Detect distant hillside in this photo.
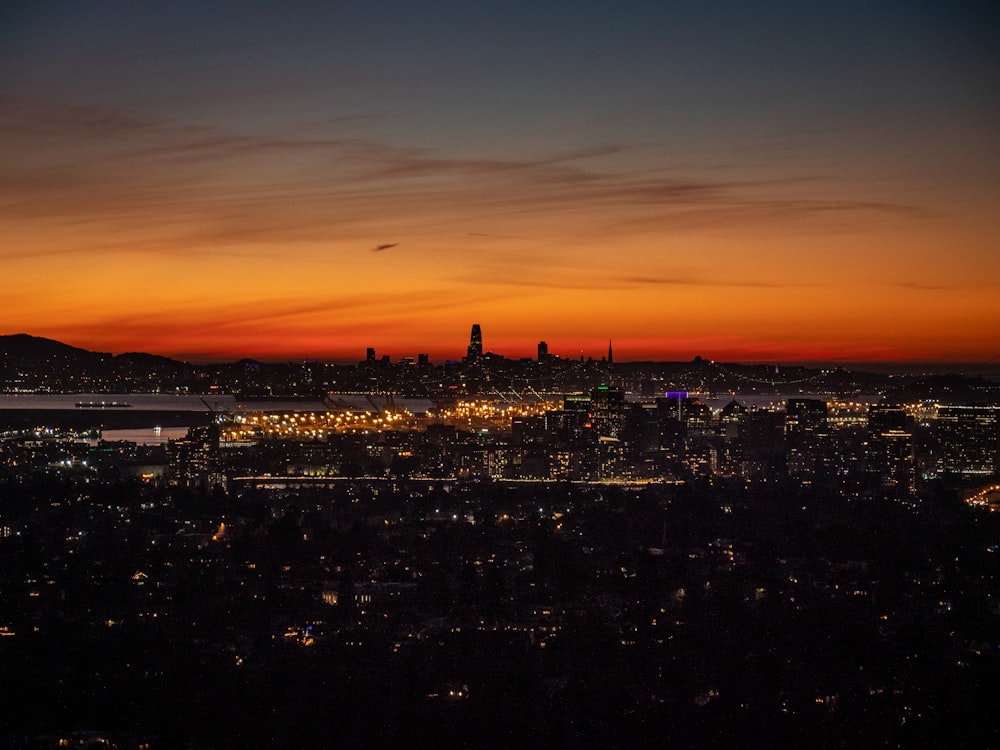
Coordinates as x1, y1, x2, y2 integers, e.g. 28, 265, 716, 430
0, 333, 109, 363
0, 334, 189, 391
115, 350, 189, 370
881, 373, 1000, 406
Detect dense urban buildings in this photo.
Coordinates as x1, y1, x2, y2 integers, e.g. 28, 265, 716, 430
1, 331, 999, 748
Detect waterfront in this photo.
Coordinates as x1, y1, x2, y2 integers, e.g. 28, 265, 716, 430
98, 426, 190, 445
0, 394, 235, 411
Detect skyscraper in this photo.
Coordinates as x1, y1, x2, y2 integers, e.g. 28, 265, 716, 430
467, 324, 483, 362
785, 398, 830, 481
935, 405, 999, 476
538, 341, 548, 362
866, 404, 915, 493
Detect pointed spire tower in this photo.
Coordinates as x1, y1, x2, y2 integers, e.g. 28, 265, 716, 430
608, 339, 613, 365
467, 323, 483, 363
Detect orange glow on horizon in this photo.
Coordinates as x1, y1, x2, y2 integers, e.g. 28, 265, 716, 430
3, 64, 998, 365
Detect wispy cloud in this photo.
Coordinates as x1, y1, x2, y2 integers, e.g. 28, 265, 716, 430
0, 96, 936, 267
467, 232, 532, 241
624, 276, 794, 289
898, 281, 963, 291
0, 95, 160, 139
622, 276, 692, 286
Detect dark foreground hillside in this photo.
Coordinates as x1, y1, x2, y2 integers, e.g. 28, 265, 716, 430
1, 474, 998, 748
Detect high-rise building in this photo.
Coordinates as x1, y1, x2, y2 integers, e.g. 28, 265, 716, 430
866, 403, 914, 492
537, 341, 548, 362
719, 399, 748, 440
169, 424, 221, 488
786, 399, 828, 433
785, 398, 830, 481
467, 324, 483, 363
868, 404, 907, 434
935, 405, 999, 476
607, 340, 613, 364
591, 385, 626, 439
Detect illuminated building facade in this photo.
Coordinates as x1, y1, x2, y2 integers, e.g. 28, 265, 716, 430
865, 404, 915, 492
168, 424, 222, 488
785, 398, 830, 481
935, 405, 999, 476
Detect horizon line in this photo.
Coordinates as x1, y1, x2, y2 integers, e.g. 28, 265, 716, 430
4, 332, 998, 373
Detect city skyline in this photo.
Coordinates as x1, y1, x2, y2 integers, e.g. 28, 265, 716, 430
2, 2, 998, 363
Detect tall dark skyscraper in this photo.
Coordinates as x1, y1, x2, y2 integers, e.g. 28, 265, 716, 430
608, 339, 613, 364
538, 341, 548, 362
467, 324, 483, 362
785, 398, 828, 433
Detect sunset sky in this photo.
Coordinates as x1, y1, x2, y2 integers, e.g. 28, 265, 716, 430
2, 1, 998, 363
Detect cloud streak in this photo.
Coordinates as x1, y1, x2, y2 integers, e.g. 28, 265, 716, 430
623, 276, 794, 289
898, 281, 963, 291
0, 96, 935, 264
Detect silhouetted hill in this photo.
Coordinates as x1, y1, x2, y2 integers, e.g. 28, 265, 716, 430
0, 334, 189, 391
114, 350, 188, 370
0, 333, 109, 363
882, 373, 1000, 406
